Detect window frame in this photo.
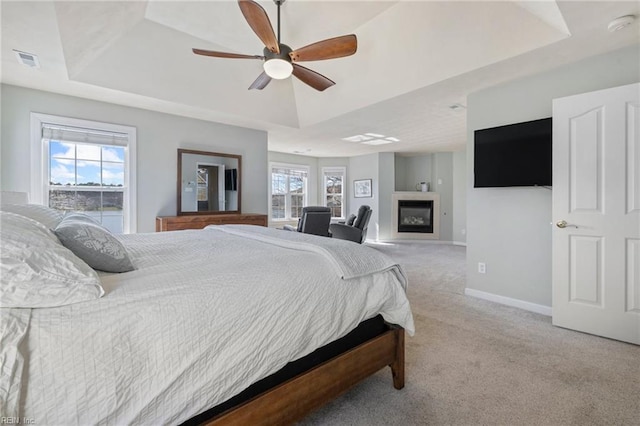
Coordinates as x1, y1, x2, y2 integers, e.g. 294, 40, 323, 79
30, 113, 137, 233
322, 166, 346, 220
269, 162, 309, 222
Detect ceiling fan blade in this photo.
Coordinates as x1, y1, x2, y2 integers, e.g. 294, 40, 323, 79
292, 64, 335, 92
192, 48, 264, 60
248, 72, 272, 90
290, 35, 357, 62
238, 0, 279, 54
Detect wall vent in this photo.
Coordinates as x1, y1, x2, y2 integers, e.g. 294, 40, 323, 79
13, 50, 40, 68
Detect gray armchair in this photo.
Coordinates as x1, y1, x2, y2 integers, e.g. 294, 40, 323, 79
282, 206, 331, 237
330, 205, 372, 243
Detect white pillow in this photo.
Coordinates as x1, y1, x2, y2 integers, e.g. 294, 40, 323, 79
0, 204, 64, 229
0, 211, 104, 308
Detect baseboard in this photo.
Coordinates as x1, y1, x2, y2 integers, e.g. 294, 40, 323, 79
464, 288, 551, 316
372, 239, 454, 245
452, 241, 467, 247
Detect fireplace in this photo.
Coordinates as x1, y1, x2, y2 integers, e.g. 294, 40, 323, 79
392, 192, 440, 240
398, 200, 433, 233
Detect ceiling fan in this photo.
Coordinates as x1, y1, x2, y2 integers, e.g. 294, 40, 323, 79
192, 0, 357, 92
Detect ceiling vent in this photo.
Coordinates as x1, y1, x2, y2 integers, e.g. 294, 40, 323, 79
13, 50, 40, 69
607, 15, 635, 32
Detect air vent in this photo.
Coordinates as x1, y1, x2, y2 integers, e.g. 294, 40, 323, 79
13, 50, 40, 68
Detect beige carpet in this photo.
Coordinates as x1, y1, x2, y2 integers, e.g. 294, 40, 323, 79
299, 241, 640, 426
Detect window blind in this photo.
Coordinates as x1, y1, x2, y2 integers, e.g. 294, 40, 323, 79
271, 166, 308, 178
42, 123, 129, 146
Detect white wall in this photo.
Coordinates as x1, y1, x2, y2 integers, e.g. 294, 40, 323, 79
466, 45, 640, 307
0, 84, 268, 233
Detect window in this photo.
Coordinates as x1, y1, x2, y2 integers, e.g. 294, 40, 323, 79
270, 163, 309, 221
323, 167, 346, 219
31, 113, 136, 233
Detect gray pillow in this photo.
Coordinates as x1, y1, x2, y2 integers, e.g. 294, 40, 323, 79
346, 214, 357, 226
53, 216, 134, 273
62, 212, 101, 224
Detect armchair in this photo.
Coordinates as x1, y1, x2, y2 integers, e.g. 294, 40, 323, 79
282, 206, 331, 237
330, 205, 372, 243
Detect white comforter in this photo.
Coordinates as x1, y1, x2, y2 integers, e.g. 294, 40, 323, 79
1, 225, 414, 425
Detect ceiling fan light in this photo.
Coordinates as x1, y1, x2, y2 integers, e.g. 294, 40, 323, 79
263, 58, 293, 79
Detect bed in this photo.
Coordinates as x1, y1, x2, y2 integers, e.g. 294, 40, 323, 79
0, 206, 414, 425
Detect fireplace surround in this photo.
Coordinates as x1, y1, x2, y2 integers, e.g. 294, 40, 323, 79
392, 192, 440, 240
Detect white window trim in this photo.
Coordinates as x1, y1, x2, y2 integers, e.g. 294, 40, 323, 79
30, 113, 137, 233
322, 166, 347, 220
269, 161, 310, 222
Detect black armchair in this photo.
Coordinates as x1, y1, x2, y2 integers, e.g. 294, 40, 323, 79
330, 205, 372, 243
282, 206, 331, 237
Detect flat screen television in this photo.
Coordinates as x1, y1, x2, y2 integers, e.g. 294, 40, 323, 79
474, 117, 552, 188
225, 168, 237, 191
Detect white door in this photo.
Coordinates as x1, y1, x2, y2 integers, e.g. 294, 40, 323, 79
552, 83, 640, 345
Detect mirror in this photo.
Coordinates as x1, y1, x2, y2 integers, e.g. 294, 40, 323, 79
177, 149, 241, 215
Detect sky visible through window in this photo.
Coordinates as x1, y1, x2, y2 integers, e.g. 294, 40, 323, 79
49, 141, 124, 186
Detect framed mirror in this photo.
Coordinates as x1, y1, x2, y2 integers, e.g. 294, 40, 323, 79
177, 149, 241, 215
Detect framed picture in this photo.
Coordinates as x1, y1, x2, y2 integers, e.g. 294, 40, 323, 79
354, 179, 372, 198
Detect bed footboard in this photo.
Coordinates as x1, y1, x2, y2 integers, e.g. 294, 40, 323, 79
204, 326, 405, 425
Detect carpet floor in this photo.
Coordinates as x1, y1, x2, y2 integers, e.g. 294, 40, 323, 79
299, 241, 640, 426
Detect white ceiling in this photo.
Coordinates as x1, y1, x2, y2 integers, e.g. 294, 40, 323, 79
2, 1, 639, 157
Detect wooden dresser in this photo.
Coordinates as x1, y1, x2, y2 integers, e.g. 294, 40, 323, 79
156, 213, 268, 232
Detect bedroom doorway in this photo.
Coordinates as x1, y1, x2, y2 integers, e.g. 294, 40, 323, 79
552, 83, 639, 345
197, 164, 224, 212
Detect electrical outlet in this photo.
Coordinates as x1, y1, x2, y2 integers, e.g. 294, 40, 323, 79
478, 262, 486, 274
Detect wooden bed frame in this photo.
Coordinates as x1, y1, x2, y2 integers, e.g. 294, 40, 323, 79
203, 326, 405, 425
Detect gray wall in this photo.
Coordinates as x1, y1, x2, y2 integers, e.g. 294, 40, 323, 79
317, 157, 350, 214
266, 153, 350, 226
349, 153, 379, 240
466, 45, 640, 307
395, 154, 433, 192
1, 84, 268, 233
267, 151, 318, 227
394, 152, 455, 241
377, 152, 395, 240
431, 152, 453, 242
452, 150, 467, 244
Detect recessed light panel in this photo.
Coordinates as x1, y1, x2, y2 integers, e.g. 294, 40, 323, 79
342, 135, 373, 143
342, 133, 400, 145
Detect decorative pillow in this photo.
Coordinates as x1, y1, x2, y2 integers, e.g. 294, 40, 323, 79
62, 212, 101, 225
346, 214, 357, 226
0, 203, 64, 229
53, 216, 134, 273
0, 211, 104, 308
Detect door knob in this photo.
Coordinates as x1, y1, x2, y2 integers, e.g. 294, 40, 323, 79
556, 220, 578, 229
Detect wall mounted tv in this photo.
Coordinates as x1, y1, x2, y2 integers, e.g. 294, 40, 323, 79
225, 168, 238, 191
474, 117, 552, 188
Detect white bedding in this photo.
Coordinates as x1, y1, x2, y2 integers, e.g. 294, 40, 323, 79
1, 225, 413, 425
